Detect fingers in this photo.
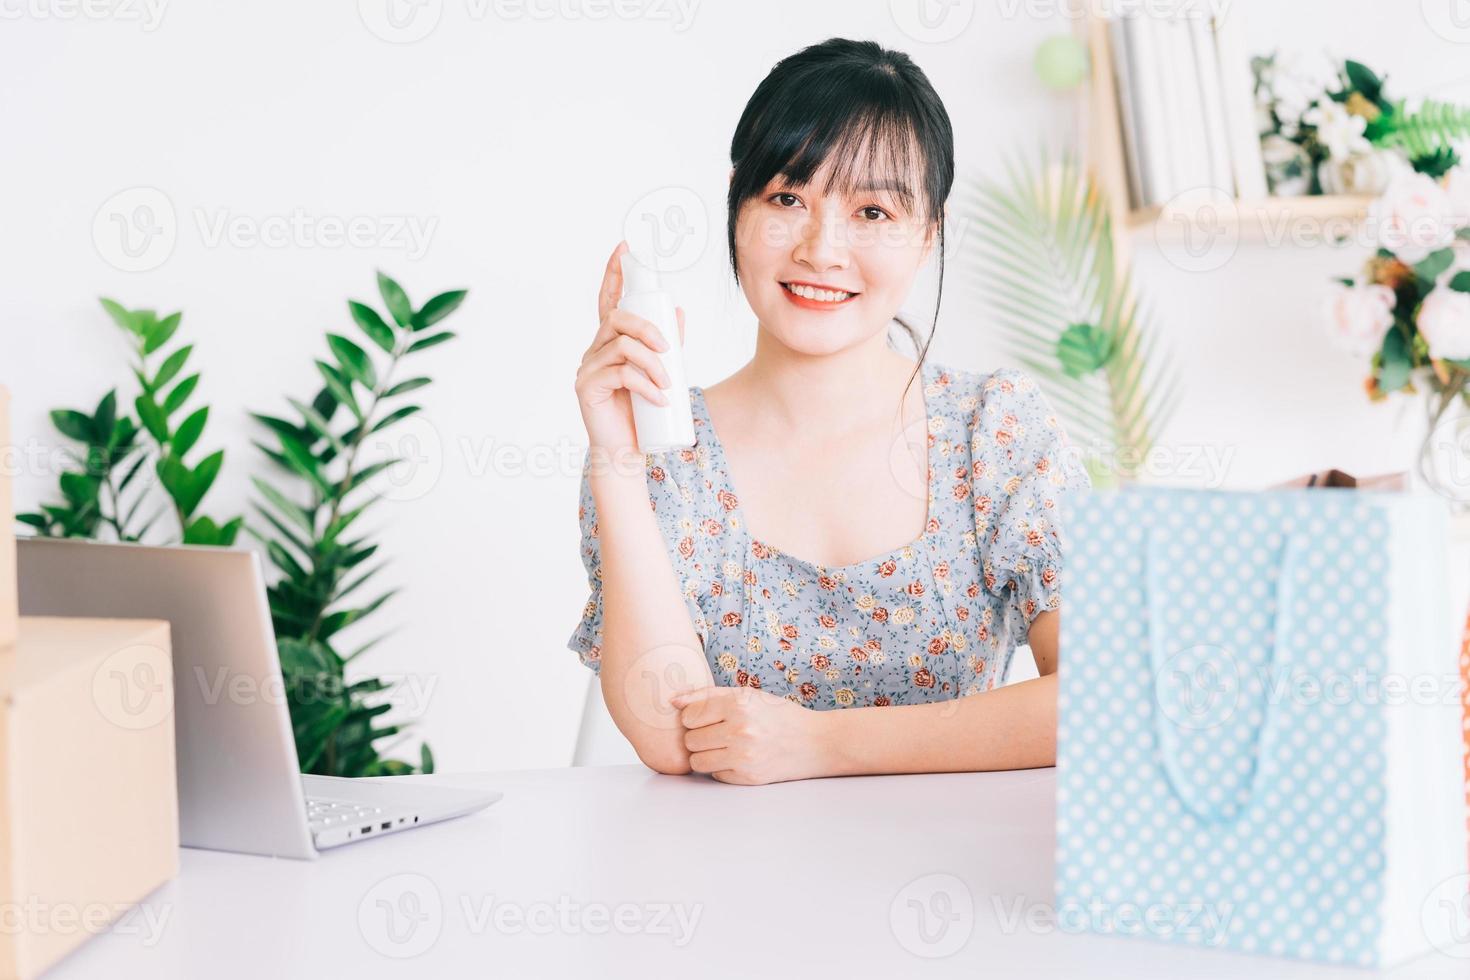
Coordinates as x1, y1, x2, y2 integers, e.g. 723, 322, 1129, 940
587, 307, 671, 363
577, 361, 668, 407
672, 686, 731, 728
596, 240, 628, 325
687, 748, 734, 774
682, 721, 727, 754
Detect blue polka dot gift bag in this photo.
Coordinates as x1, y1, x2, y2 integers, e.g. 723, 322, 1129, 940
1055, 487, 1470, 967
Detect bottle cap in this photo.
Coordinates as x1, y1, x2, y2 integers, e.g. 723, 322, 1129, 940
619, 251, 661, 296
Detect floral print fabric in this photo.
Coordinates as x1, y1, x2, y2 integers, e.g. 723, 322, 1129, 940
568, 361, 1092, 708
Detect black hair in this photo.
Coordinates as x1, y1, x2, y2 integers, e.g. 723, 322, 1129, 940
726, 37, 955, 392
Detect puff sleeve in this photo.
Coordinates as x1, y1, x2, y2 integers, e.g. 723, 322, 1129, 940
567, 446, 712, 674
970, 367, 1092, 651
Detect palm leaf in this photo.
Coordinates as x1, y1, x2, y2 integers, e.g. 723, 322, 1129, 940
958, 149, 1179, 484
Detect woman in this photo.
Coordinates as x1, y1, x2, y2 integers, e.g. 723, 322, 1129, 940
570, 37, 1090, 784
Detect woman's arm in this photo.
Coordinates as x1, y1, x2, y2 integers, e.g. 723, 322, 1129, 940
672, 610, 1060, 783
589, 453, 714, 775
818, 610, 1059, 776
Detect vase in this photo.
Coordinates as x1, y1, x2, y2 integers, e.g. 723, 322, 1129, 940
1417, 390, 1470, 517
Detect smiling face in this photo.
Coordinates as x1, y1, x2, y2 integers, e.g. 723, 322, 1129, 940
732, 147, 937, 358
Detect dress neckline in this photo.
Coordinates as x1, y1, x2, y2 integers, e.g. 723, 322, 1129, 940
688, 360, 939, 573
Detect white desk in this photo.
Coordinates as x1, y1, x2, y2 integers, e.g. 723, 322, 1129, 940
48, 766, 1464, 978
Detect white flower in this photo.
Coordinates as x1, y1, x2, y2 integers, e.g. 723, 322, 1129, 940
1323, 282, 1396, 356
1369, 171, 1458, 264
1261, 134, 1312, 197
1302, 101, 1370, 160
1318, 149, 1404, 196
1444, 165, 1470, 229
1419, 286, 1470, 361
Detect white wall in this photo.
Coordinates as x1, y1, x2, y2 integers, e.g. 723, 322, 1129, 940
2, 0, 1462, 771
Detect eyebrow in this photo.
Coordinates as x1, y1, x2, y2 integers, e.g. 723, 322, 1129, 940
854, 179, 911, 196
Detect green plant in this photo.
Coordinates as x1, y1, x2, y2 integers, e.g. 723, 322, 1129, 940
961, 151, 1181, 487
17, 300, 241, 544
250, 271, 466, 777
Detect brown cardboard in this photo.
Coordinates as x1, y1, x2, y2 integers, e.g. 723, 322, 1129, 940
0, 387, 14, 649
0, 616, 178, 980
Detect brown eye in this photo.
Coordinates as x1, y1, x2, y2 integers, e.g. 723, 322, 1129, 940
771, 192, 801, 208
859, 206, 890, 221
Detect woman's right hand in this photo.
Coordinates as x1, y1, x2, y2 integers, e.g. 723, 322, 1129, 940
575, 241, 685, 453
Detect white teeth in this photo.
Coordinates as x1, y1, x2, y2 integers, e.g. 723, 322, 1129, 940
785, 282, 852, 302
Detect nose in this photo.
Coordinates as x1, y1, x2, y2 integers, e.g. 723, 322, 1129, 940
791, 203, 850, 275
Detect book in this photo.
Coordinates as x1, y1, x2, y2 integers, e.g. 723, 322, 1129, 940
1211, 9, 1269, 199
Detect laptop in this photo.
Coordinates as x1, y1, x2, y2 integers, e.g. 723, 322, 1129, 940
17, 536, 501, 859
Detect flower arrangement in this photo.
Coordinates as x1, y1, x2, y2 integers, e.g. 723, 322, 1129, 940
1325, 166, 1470, 482
1254, 55, 1470, 196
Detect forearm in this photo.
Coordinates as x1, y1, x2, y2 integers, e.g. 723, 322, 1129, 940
589, 450, 713, 773
816, 672, 1058, 776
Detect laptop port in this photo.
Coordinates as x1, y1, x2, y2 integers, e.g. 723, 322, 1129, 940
361, 825, 373, 833
381, 821, 391, 830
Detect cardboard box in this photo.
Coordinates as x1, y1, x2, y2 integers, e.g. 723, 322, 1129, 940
0, 386, 14, 649
0, 616, 177, 980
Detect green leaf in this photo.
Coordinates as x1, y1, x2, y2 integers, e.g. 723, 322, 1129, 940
287, 397, 346, 454
172, 406, 209, 457
1055, 323, 1115, 379
1379, 327, 1413, 393
251, 476, 315, 533
1450, 272, 1470, 293
349, 301, 396, 354
377, 272, 413, 328
50, 409, 95, 443
369, 404, 422, 434
276, 431, 333, 497
1344, 60, 1382, 101
315, 360, 363, 421
411, 290, 467, 331
183, 515, 220, 545
384, 377, 431, 397
153, 343, 193, 390
99, 298, 136, 333
420, 743, 434, 775
407, 331, 455, 354
217, 516, 244, 546
1416, 248, 1455, 283
164, 374, 200, 416
59, 471, 101, 506
143, 311, 182, 355
326, 334, 377, 389
92, 391, 117, 440
179, 450, 224, 517
135, 395, 169, 441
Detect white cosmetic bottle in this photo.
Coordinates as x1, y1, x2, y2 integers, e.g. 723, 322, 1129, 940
618, 252, 695, 452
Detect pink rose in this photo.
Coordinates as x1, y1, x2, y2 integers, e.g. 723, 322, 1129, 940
1323, 282, 1395, 356
1418, 286, 1470, 360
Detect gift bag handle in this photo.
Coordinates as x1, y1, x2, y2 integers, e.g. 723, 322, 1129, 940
1146, 527, 1304, 825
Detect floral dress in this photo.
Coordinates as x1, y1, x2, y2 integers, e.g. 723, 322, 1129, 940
567, 361, 1092, 707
